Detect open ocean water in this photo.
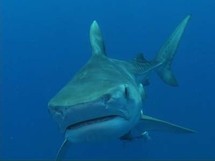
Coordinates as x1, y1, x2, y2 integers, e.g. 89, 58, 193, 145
1, 0, 215, 160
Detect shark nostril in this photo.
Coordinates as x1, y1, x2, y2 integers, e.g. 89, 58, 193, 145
50, 106, 65, 117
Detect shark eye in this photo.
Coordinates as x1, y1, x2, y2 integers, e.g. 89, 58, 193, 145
103, 94, 111, 103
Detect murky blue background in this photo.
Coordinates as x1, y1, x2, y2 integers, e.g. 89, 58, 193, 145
1, 0, 215, 160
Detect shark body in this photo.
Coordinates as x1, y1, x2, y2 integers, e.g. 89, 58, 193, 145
48, 15, 194, 159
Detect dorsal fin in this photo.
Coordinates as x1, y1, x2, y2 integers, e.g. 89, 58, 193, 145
90, 20, 106, 56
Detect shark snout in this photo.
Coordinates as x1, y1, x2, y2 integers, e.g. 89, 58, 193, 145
48, 105, 66, 118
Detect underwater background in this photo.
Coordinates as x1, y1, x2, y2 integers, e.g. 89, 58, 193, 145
1, 0, 215, 160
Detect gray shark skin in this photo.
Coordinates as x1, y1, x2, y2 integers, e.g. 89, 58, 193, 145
48, 15, 195, 159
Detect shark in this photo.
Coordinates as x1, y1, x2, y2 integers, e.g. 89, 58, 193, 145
48, 15, 195, 159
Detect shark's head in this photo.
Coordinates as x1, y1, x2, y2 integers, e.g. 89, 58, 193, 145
48, 21, 144, 142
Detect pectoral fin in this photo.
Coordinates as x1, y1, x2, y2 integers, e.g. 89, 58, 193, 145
138, 114, 195, 133
56, 139, 69, 161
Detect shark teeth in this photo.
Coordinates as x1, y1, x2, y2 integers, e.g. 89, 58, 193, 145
66, 115, 118, 130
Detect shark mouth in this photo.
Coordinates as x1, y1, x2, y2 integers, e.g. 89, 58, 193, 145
66, 115, 118, 130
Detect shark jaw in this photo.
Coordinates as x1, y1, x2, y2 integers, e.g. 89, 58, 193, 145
65, 116, 131, 142
49, 83, 143, 142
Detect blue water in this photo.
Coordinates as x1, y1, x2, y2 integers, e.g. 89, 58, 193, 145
1, 0, 215, 160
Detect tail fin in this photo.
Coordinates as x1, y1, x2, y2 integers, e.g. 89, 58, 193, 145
155, 15, 191, 86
